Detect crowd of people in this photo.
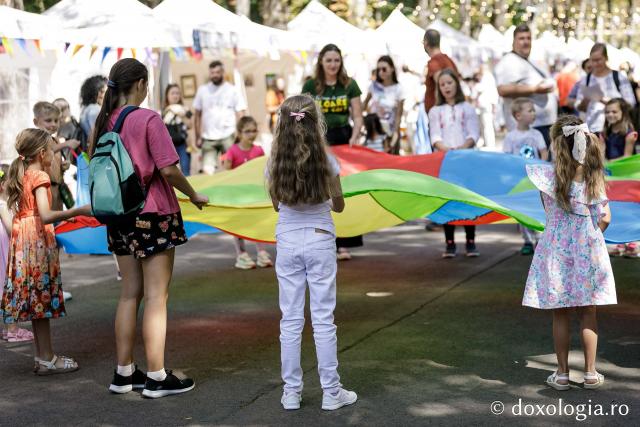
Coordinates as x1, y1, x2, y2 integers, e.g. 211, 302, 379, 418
0, 20, 634, 410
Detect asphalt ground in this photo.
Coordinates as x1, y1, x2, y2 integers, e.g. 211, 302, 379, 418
1, 223, 638, 426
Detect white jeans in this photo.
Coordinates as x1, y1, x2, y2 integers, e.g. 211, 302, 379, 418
276, 227, 341, 394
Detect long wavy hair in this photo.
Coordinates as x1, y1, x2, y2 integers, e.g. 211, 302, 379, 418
550, 115, 606, 211
89, 58, 148, 156
604, 98, 634, 138
268, 94, 333, 205
314, 44, 351, 95
6, 128, 53, 212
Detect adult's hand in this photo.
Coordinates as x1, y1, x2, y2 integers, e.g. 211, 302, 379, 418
534, 82, 554, 94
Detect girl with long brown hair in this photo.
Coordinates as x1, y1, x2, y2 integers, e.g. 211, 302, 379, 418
268, 94, 357, 411
524, 115, 616, 391
1, 129, 90, 374
92, 58, 208, 398
302, 43, 363, 260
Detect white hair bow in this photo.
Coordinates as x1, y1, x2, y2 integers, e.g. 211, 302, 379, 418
562, 123, 590, 164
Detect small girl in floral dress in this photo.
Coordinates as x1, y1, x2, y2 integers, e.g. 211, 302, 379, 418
524, 115, 616, 391
1, 129, 90, 375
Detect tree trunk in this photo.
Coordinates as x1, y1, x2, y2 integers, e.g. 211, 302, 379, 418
417, 0, 430, 28
236, 0, 250, 18
0, 0, 25, 8
491, 0, 506, 30
260, 0, 288, 29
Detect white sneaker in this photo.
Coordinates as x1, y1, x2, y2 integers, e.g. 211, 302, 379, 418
256, 250, 273, 268
235, 252, 256, 270
63, 291, 73, 301
321, 388, 357, 411
281, 391, 302, 410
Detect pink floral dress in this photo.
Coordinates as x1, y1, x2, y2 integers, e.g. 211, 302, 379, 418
523, 164, 616, 309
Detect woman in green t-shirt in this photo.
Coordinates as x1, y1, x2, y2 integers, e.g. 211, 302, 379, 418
302, 44, 364, 259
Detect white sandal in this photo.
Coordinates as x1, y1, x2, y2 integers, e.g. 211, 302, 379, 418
583, 371, 604, 389
546, 371, 570, 391
34, 355, 79, 376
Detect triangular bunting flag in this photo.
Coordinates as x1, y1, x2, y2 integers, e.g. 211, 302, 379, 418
130, 48, 136, 59
101, 47, 111, 64
64, 42, 70, 52
71, 44, 83, 57
168, 48, 177, 62
116, 47, 123, 60
0, 38, 5, 55
89, 45, 98, 59
33, 39, 43, 55
16, 38, 30, 56
2, 37, 14, 55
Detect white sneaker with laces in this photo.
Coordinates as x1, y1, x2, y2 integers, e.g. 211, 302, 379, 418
235, 252, 256, 270
256, 250, 273, 268
321, 388, 357, 410
281, 391, 302, 410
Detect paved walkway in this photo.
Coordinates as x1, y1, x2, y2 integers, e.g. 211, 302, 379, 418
2, 223, 638, 426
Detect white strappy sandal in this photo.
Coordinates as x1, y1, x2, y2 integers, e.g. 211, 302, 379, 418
583, 371, 604, 389
34, 355, 79, 376
546, 371, 570, 391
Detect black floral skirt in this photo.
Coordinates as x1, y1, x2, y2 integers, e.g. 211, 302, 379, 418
107, 212, 187, 259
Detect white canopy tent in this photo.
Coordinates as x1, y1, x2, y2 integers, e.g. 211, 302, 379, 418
0, 7, 61, 158
287, 0, 368, 55
44, 0, 188, 48
477, 24, 510, 57
374, 9, 428, 72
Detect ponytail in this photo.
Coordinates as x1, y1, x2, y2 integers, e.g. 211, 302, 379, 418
7, 129, 52, 212
89, 58, 148, 156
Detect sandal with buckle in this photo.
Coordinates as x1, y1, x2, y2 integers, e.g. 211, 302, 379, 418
7, 328, 34, 342
34, 355, 79, 376
546, 371, 570, 390
583, 371, 604, 389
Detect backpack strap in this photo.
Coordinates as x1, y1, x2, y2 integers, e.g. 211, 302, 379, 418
612, 70, 621, 93
586, 72, 591, 86
112, 106, 139, 134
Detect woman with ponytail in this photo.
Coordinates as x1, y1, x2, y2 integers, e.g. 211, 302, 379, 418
93, 58, 208, 398
523, 115, 616, 391
1, 129, 90, 374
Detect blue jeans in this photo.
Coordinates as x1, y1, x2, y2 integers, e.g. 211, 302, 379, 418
175, 144, 191, 176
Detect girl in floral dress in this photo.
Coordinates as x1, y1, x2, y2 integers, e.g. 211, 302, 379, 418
1, 129, 90, 375
524, 115, 616, 391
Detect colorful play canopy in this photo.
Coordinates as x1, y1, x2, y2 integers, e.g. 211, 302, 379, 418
56, 149, 640, 254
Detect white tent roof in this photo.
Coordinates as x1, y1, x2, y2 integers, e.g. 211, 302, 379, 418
44, 0, 188, 47
428, 19, 480, 50
287, 0, 367, 54
374, 9, 427, 70
478, 24, 510, 55
0, 5, 60, 40
154, 0, 311, 53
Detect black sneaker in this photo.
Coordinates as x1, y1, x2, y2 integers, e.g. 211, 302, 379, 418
442, 241, 456, 258
141, 370, 195, 399
520, 243, 534, 255
109, 366, 147, 394
466, 240, 479, 257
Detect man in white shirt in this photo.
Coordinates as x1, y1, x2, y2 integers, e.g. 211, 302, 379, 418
494, 24, 558, 148
194, 60, 247, 175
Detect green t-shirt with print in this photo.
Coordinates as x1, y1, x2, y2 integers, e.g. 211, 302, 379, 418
301, 78, 362, 129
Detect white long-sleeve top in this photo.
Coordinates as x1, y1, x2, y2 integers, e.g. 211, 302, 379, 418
428, 102, 480, 150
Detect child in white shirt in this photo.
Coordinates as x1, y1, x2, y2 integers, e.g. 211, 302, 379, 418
503, 98, 549, 254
